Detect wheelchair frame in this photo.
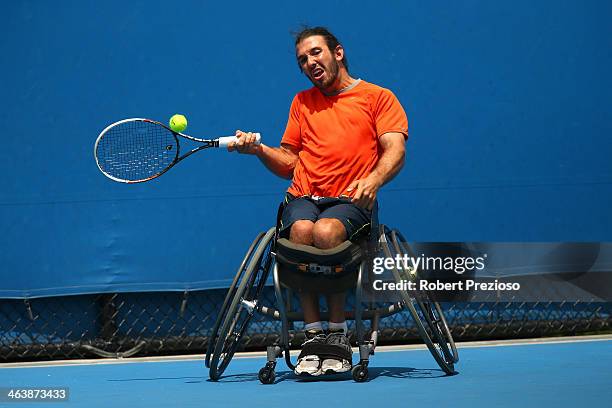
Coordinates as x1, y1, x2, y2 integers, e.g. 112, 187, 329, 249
205, 224, 459, 383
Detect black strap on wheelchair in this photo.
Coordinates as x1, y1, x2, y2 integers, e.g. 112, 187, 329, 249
298, 342, 352, 362
275, 238, 363, 275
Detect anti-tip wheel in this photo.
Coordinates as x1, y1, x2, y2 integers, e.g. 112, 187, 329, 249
351, 365, 369, 382
258, 366, 276, 384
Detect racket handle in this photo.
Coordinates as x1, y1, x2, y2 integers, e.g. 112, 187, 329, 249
218, 133, 261, 148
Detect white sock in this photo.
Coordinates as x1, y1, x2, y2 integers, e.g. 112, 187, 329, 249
304, 321, 323, 332
328, 321, 348, 334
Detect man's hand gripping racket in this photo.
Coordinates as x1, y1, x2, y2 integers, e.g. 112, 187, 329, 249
94, 118, 261, 183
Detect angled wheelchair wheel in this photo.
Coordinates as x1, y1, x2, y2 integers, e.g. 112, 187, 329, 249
205, 231, 266, 368
208, 227, 276, 381
391, 229, 459, 365
379, 225, 457, 374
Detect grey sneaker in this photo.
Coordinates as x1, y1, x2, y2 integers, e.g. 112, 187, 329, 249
321, 331, 352, 374
294, 330, 326, 376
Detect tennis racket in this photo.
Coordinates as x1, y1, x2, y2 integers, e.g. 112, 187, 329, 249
94, 118, 261, 183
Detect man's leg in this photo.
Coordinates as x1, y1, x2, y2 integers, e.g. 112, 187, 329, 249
289, 220, 321, 326
311, 218, 351, 373
312, 218, 347, 325
286, 217, 327, 376
312, 218, 346, 249
314, 202, 374, 373
280, 196, 322, 328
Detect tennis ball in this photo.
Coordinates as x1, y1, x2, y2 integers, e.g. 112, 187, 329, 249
169, 114, 188, 132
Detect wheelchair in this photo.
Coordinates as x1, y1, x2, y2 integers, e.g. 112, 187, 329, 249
205, 209, 459, 383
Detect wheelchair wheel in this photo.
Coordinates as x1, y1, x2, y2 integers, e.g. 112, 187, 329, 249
205, 231, 265, 368
379, 225, 457, 374
208, 227, 276, 381
258, 362, 276, 384
391, 230, 459, 365
351, 364, 369, 382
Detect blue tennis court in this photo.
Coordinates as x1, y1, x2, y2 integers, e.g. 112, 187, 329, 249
2, 336, 610, 407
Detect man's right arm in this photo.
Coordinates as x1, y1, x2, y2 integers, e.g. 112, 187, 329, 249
229, 130, 299, 180
255, 143, 299, 180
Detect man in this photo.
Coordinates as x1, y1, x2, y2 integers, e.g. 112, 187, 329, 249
229, 27, 408, 376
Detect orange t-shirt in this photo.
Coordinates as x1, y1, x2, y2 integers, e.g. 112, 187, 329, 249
281, 80, 408, 198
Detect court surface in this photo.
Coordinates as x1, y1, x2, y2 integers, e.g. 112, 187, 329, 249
1, 336, 610, 408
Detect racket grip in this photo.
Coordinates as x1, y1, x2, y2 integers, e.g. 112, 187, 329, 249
218, 133, 261, 148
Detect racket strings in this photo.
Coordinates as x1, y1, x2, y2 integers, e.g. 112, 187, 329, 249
97, 121, 178, 182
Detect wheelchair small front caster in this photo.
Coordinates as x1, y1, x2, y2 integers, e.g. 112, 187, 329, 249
258, 363, 276, 384
351, 364, 369, 382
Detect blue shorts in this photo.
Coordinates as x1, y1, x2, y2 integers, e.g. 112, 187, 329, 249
279, 195, 376, 241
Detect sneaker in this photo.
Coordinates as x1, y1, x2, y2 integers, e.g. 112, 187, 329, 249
294, 330, 326, 376
321, 331, 352, 374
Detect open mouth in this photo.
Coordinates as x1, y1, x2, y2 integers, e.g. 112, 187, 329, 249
311, 67, 324, 80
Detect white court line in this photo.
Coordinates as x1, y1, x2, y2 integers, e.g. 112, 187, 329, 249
1, 334, 610, 369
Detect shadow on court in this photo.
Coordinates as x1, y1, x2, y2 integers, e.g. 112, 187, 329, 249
107, 376, 207, 383
205, 366, 448, 384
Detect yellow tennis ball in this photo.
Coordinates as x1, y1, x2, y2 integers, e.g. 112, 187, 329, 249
169, 114, 187, 132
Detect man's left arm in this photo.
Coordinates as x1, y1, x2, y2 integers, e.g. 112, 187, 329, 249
347, 132, 406, 210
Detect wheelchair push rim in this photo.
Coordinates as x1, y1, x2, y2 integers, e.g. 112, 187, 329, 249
391, 229, 459, 364
205, 231, 266, 368
378, 225, 457, 374
209, 228, 276, 380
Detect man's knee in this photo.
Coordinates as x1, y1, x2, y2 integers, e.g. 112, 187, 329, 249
289, 220, 315, 245
313, 218, 346, 249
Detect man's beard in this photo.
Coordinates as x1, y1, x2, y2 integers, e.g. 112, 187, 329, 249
310, 60, 340, 91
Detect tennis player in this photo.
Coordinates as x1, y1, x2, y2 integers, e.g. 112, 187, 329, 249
230, 27, 408, 376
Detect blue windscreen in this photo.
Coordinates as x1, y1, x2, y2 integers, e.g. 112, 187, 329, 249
1, 1, 611, 298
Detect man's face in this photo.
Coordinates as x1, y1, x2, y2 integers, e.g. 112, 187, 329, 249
296, 35, 342, 90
